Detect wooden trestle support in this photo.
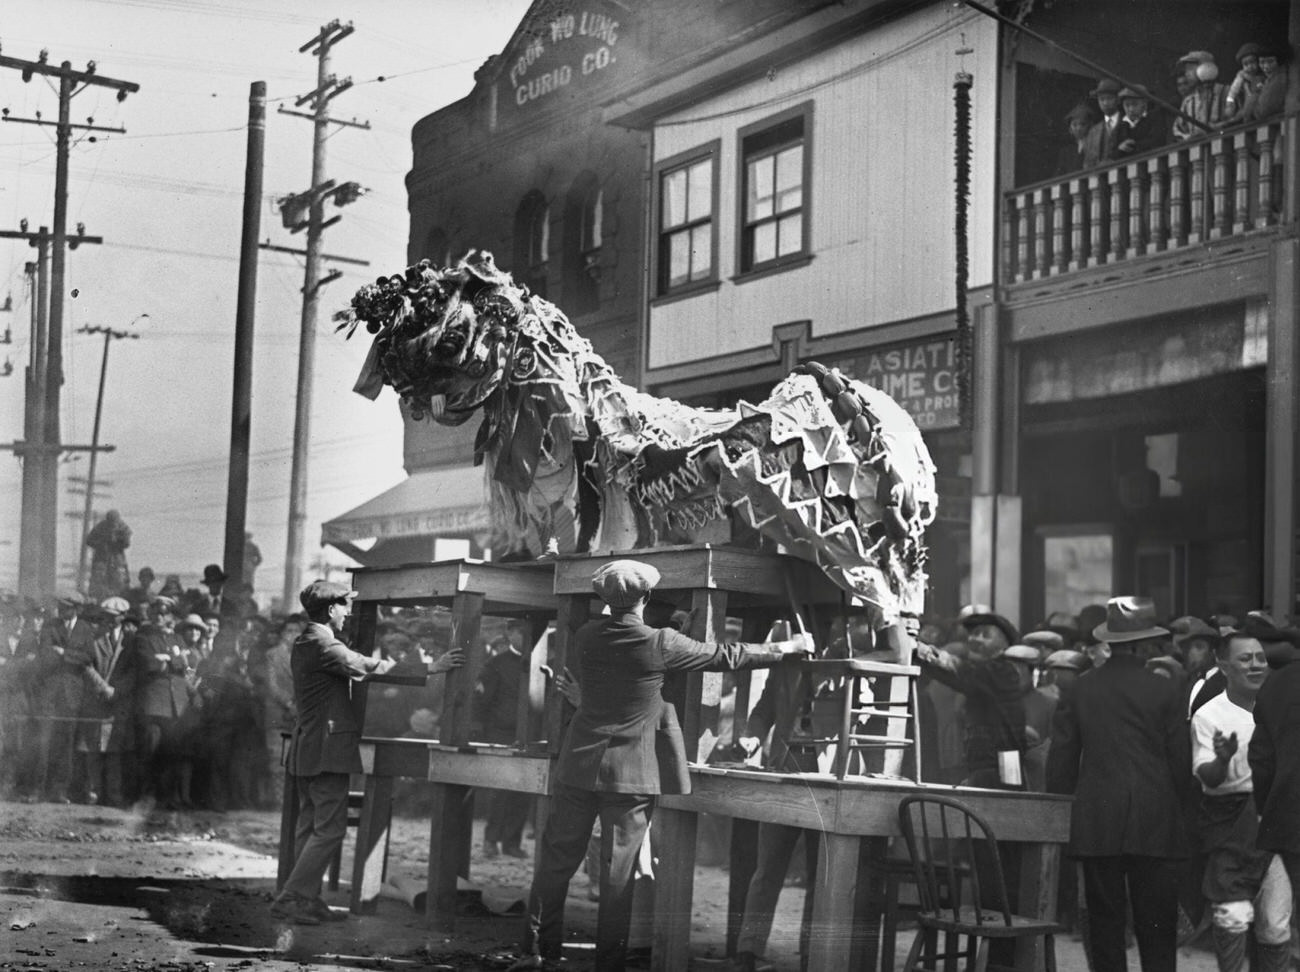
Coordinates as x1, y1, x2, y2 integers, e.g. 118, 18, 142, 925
276, 545, 1070, 971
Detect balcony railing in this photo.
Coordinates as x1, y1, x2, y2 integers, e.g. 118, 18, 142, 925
1003, 118, 1284, 284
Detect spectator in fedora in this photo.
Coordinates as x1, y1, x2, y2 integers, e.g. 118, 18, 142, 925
1048, 595, 1190, 972
1170, 616, 1222, 715
1115, 85, 1165, 157
1192, 630, 1292, 971
1172, 50, 1229, 140
1083, 79, 1124, 167
917, 608, 1028, 789
37, 591, 98, 802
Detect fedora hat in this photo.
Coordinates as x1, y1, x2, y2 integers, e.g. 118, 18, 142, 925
1093, 596, 1169, 643
1090, 78, 1123, 97
1118, 85, 1151, 102
201, 564, 228, 586
1168, 615, 1220, 646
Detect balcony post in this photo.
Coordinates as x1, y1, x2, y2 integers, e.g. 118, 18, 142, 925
1210, 134, 1231, 239
1033, 189, 1051, 279
1126, 160, 1146, 259
1051, 183, 1069, 275
1108, 167, 1126, 262
1256, 123, 1276, 229
1189, 142, 1207, 244
1234, 130, 1253, 235
1088, 171, 1106, 267
1069, 177, 1087, 271
1016, 191, 1031, 284
1169, 146, 1188, 246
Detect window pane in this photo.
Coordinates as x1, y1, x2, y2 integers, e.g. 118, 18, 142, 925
776, 186, 802, 214
775, 146, 802, 194
662, 170, 686, 229
752, 221, 776, 265
690, 224, 712, 280
668, 231, 691, 287
777, 213, 802, 256
686, 160, 712, 222
748, 156, 774, 221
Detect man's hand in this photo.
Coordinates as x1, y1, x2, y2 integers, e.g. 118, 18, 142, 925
780, 632, 815, 657
428, 648, 465, 675
1212, 729, 1238, 762
554, 666, 581, 707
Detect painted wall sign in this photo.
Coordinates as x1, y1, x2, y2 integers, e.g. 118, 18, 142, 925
501, 7, 624, 113
826, 336, 960, 430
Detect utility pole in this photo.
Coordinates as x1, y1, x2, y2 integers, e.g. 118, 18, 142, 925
74, 319, 143, 591
0, 46, 138, 599
278, 21, 369, 609
222, 81, 266, 625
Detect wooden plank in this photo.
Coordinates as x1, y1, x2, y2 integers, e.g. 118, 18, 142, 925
1015, 839, 1061, 968
364, 738, 434, 779
547, 594, 589, 756
650, 806, 698, 972
519, 613, 550, 748
440, 591, 485, 748
426, 749, 550, 792
351, 559, 556, 611
349, 774, 394, 914
276, 767, 297, 893
425, 782, 471, 932
806, 833, 861, 971
727, 818, 760, 956
659, 771, 840, 830
833, 783, 1071, 842
682, 588, 728, 761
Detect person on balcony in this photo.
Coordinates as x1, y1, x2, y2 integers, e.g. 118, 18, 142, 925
1172, 51, 1229, 140
1114, 86, 1165, 158
1224, 43, 1266, 121
1083, 78, 1124, 167
1243, 45, 1289, 122
1055, 103, 1097, 177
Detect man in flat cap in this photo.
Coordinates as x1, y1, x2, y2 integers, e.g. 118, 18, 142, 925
36, 591, 97, 802
77, 597, 139, 807
515, 560, 811, 971
271, 580, 463, 925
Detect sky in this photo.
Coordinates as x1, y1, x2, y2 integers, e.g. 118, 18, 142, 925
0, 0, 533, 607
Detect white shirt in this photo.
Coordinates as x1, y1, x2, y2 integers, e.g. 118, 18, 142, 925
1191, 691, 1256, 795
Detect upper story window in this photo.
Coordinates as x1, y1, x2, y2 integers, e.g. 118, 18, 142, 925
513, 190, 549, 297
655, 140, 719, 296
564, 172, 603, 315
738, 103, 811, 274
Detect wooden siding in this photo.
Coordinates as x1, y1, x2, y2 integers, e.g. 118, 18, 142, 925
649, 5, 997, 371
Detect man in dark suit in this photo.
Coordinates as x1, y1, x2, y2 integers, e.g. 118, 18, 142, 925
1047, 596, 1191, 972
1114, 86, 1165, 157
516, 560, 811, 971
78, 597, 139, 807
271, 580, 461, 925
36, 592, 98, 802
1248, 622, 1300, 904
1083, 79, 1124, 168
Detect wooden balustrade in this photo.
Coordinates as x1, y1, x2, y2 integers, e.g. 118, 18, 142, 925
1002, 119, 1283, 282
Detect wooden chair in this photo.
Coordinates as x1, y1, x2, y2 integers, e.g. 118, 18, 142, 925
897, 795, 1064, 972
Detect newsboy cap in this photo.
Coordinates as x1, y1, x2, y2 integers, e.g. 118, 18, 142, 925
591, 560, 661, 608
99, 596, 131, 617
299, 579, 358, 614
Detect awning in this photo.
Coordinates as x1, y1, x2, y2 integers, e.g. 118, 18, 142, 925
320, 465, 491, 547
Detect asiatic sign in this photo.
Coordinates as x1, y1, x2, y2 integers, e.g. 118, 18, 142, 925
827, 337, 959, 430
501, 7, 623, 113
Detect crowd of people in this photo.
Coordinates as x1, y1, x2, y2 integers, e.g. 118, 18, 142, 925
1054, 43, 1290, 177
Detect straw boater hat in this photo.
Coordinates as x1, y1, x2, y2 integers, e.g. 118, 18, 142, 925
1093, 596, 1169, 643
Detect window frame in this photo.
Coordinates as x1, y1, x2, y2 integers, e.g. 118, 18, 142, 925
652, 139, 721, 300
735, 101, 813, 280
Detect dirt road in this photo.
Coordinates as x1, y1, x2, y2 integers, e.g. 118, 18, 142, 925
0, 799, 1211, 971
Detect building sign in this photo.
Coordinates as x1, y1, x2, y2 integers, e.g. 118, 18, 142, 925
501, 5, 625, 115
826, 336, 960, 431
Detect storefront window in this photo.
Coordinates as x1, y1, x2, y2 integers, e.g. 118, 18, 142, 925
1041, 530, 1113, 618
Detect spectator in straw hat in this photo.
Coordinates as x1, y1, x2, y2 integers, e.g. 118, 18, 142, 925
1048, 596, 1189, 972
516, 560, 812, 972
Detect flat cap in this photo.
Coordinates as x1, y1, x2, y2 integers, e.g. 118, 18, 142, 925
1022, 630, 1066, 652
1003, 644, 1042, 664
1178, 50, 1216, 65
1168, 615, 1220, 644
99, 596, 131, 617
592, 559, 661, 609
1044, 649, 1088, 671
299, 579, 358, 614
